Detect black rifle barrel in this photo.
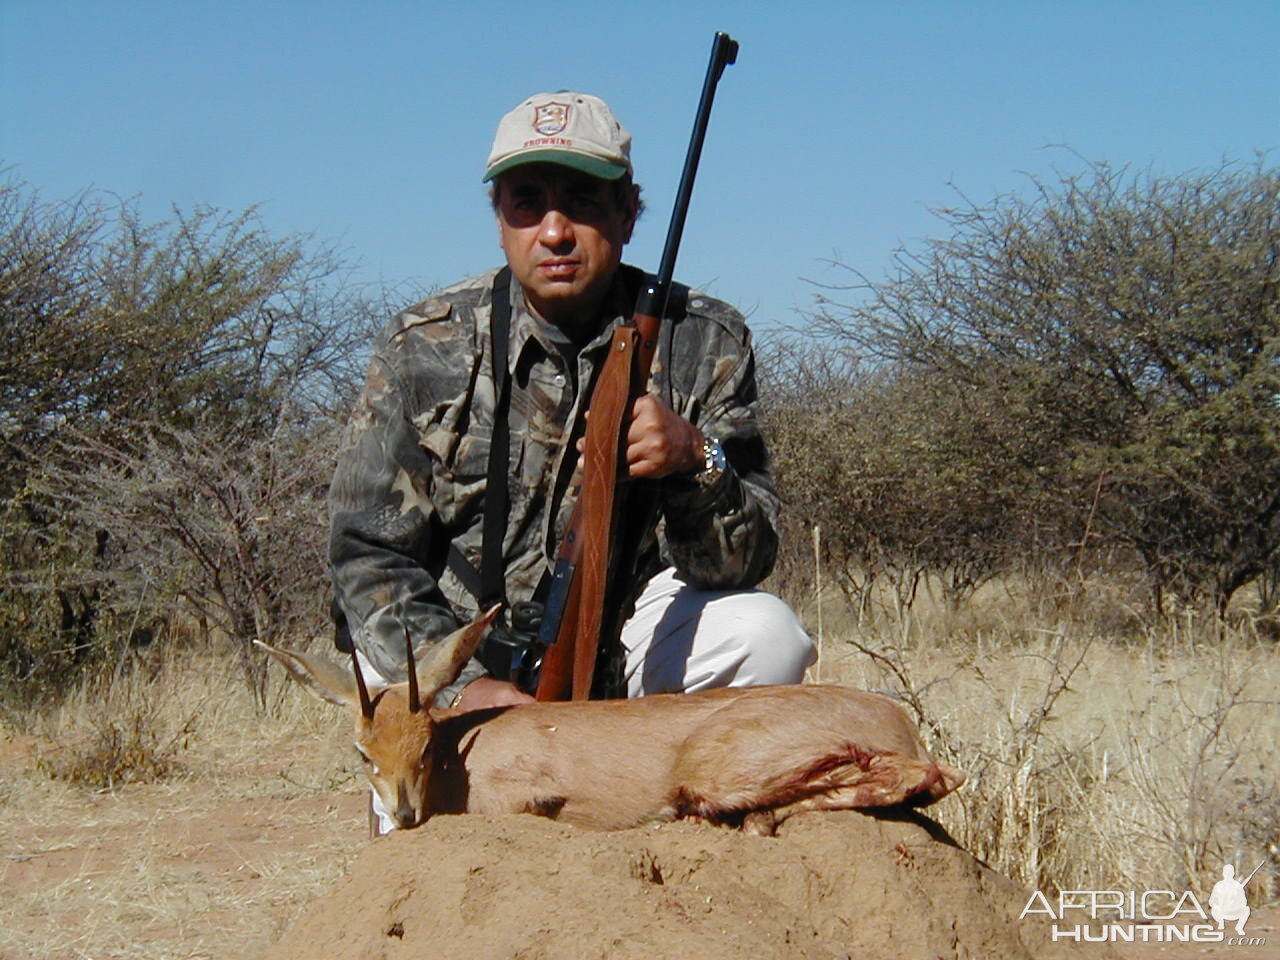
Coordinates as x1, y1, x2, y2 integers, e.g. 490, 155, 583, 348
634, 31, 738, 322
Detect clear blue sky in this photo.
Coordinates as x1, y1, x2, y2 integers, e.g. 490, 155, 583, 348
2, 1, 1276, 333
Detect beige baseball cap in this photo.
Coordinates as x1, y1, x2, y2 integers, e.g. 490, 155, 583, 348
483, 91, 632, 182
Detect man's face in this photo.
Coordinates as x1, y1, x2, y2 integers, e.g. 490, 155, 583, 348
494, 163, 638, 330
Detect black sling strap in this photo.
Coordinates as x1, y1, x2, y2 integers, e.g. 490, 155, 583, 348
446, 267, 513, 610
478, 267, 513, 608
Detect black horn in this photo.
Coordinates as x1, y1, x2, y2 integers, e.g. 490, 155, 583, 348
350, 647, 374, 721
405, 623, 421, 713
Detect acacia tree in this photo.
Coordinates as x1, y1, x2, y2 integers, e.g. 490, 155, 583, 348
2, 182, 365, 449
35, 420, 335, 707
804, 159, 1280, 615
1, 178, 379, 701
762, 342, 1036, 623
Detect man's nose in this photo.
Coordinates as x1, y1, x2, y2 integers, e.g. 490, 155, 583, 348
538, 209, 574, 249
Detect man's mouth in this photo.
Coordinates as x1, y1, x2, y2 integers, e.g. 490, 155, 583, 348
537, 259, 580, 279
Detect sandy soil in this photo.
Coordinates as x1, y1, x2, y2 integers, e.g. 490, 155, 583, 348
2, 731, 1275, 960
0, 728, 364, 959
259, 809, 1280, 960
262, 808, 1090, 960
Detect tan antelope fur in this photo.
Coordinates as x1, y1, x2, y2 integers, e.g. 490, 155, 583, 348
258, 608, 964, 835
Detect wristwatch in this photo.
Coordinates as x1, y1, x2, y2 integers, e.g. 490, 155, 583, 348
693, 437, 728, 488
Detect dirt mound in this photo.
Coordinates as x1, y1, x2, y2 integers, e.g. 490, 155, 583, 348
260, 809, 1104, 960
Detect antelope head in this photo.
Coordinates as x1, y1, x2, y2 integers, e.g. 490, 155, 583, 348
258, 605, 501, 829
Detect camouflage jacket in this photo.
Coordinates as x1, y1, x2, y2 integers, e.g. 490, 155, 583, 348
328, 264, 780, 696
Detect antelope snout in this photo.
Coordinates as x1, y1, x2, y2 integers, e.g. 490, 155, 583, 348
392, 781, 424, 830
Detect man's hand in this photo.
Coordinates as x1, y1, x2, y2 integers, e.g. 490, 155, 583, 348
625, 394, 705, 479
453, 676, 536, 711
579, 394, 704, 481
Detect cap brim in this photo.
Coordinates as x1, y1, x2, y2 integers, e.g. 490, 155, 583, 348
483, 149, 628, 183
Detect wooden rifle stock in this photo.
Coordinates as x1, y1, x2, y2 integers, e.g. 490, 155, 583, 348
535, 32, 738, 702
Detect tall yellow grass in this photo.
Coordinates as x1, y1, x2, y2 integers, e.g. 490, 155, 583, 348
805, 574, 1279, 900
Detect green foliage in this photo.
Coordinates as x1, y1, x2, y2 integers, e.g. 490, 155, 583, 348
778, 158, 1280, 617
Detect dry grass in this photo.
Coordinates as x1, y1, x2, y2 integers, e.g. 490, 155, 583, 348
805, 575, 1280, 900
0, 639, 366, 960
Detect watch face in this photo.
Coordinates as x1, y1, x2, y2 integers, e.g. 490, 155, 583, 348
698, 438, 727, 486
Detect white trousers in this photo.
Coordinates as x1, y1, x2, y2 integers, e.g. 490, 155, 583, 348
371, 568, 813, 833
618, 567, 814, 695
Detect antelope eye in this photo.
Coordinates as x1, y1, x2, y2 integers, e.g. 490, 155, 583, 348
354, 746, 371, 765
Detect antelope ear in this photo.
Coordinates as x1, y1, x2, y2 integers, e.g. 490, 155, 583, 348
414, 605, 503, 700
256, 641, 359, 708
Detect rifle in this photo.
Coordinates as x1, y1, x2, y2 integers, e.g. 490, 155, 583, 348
1240, 859, 1266, 887
534, 31, 739, 702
